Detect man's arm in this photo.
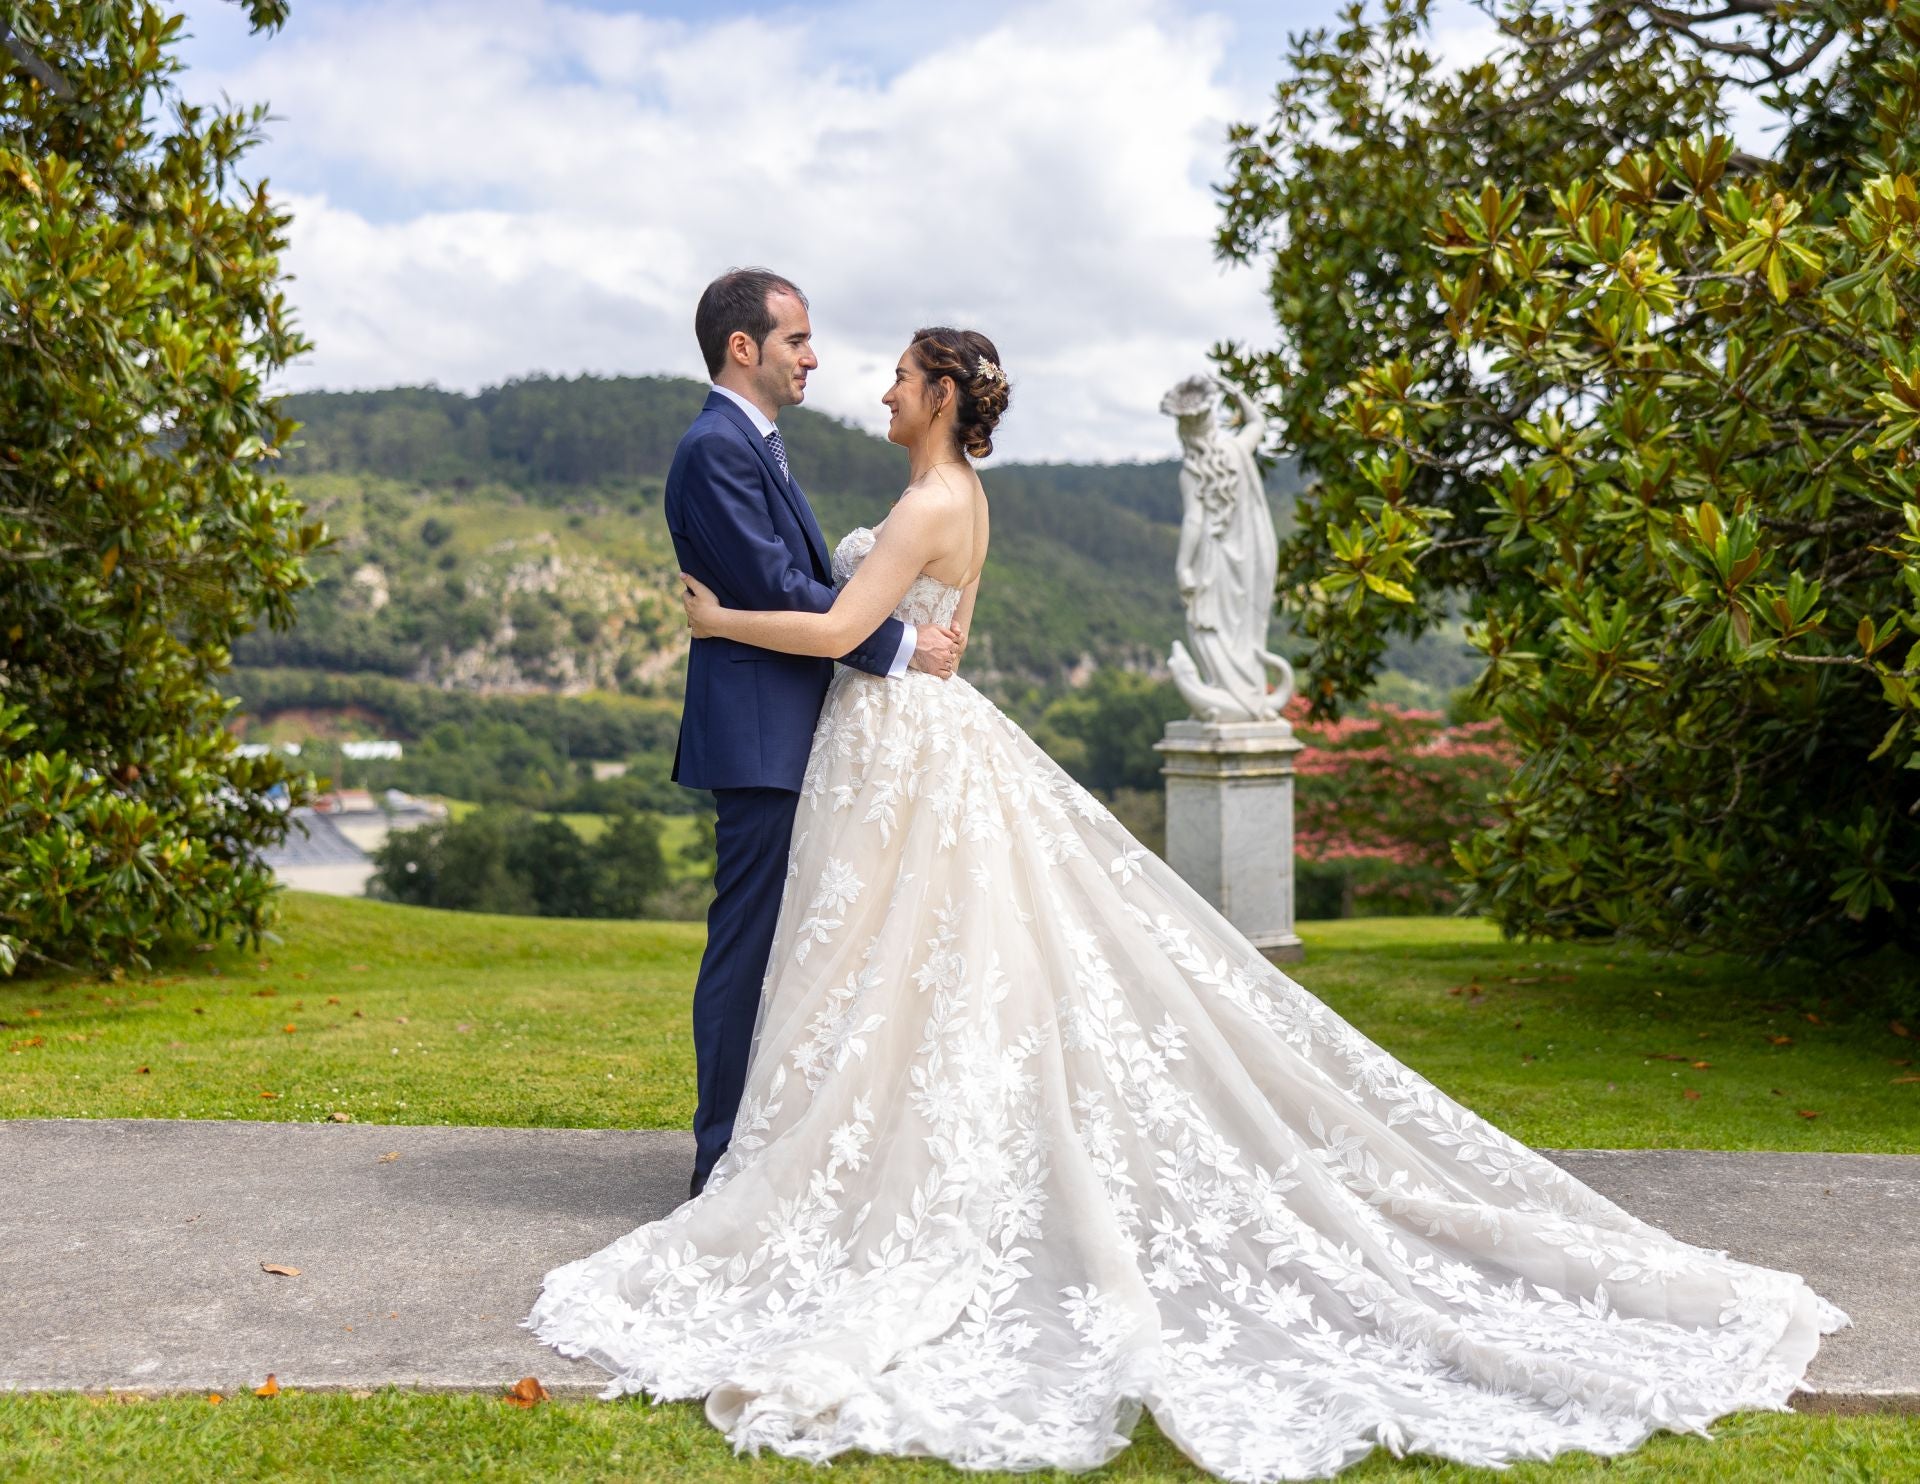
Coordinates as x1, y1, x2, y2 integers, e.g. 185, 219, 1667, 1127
682, 495, 963, 669
674, 429, 904, 675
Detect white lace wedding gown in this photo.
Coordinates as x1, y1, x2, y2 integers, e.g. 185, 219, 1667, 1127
524, 526, 1846, 1480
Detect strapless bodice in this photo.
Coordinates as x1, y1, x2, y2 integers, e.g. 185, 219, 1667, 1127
831, 526, 964, 629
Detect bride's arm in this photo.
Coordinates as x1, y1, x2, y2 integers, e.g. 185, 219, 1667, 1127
951, 577, 980, 664
680, 499, 947, 659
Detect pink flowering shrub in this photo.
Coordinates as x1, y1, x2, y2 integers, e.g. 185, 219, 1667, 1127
1288, 697, 1517, 918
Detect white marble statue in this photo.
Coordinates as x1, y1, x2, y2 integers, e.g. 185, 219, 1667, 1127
1160, 375, 1294, 722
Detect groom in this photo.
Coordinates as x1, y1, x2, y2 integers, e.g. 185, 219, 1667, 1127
666, 268, 961, 1197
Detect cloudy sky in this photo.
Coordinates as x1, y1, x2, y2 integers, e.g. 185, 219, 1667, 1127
171, 0, 1767, 462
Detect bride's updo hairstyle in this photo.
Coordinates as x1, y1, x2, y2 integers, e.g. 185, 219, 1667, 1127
909, 327, 1010, 460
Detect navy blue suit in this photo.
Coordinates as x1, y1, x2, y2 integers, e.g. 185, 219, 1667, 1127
665, 391, 906, 1193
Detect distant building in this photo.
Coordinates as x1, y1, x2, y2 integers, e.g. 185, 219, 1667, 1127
263, 789, 446, 896
234, 739, 404, 761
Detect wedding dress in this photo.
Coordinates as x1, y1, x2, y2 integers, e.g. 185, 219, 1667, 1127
524, 526, 1846, 1481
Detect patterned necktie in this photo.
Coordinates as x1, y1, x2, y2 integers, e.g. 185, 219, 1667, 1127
765, 426, 791, 485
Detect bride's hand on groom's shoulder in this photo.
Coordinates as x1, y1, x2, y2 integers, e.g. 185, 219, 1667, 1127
679, 572, 725, 639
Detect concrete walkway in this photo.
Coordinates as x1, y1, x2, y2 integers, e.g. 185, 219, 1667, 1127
1, 1119, 1913, 1409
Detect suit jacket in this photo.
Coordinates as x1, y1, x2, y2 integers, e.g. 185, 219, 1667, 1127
665, 390, 907, 792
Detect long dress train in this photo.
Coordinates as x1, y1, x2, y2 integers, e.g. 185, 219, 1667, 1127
524, 526, 1845, 1481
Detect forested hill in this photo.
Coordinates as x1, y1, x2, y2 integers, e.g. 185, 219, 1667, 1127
240, 375, 1301, 690
277, 376, 1203, 525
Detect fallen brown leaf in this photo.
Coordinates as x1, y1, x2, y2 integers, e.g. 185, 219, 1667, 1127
258, 1091, 278, 1100
254, 988, 275, 998
207, 1393, 223, 1405
1797, 1109, 1823, 1120
1768, 1035, 1793, 1046
328, 1111, 353, 1123
281, 1023, 296, 1034
352, 1009, 364, 1018
1804, 1012, 1822, 1025
254, 1374, 280, 1397
260, 1263, 301, 1277
10, 1036, 44, 1051
348, 964, 369, 972
1893, 1075, 1920, 1085
1691, 1060, 1711, 1070
1893, 1021, 1912, 1039
25, 1007, 41, 1018
378, 1151, 400, 1162
1506, 976, 1541, 985
327, 996, 341, 1006
1682, 1088, 1702, 1101
503, 1376, 550, 1408
394, 1015, 409, 1025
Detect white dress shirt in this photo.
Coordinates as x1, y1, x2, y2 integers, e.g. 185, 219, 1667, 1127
710, 383, 915, 678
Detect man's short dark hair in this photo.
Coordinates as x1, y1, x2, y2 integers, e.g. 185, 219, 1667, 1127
695, 268, 807, 379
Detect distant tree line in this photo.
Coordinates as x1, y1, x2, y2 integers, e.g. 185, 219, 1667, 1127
369, 807, 696, 919
280, 376, 1303, 518
284, 374, 1303, 521
228, 668, 679, 760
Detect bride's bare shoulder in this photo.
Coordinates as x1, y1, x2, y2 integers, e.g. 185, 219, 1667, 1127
893, 472, 977, 522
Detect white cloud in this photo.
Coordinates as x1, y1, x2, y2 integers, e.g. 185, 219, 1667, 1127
189, 0, 1276, 463
181, 0, 1794, 465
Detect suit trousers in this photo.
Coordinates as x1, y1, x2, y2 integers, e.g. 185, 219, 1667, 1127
690, 785, 801, 1193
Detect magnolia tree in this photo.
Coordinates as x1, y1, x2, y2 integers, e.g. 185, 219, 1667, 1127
0, 3, 320, 973
1218, 0, 1920, 965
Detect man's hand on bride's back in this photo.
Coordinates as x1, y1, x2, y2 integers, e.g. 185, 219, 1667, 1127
911, 624, 963, 681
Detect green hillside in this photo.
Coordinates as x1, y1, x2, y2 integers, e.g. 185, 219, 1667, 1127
237, 375, 1303, 688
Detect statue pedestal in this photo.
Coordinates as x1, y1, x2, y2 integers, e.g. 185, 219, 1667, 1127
1155, 719, 1305, 963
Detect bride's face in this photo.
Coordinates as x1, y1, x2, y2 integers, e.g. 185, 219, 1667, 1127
881, 349, 948, 448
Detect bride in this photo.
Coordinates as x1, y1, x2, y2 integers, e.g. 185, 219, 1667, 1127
523, 327, 1845, 1480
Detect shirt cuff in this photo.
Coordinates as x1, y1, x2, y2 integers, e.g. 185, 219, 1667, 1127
886, 624, 916, 678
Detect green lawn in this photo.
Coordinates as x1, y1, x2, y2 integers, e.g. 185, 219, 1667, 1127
4, 894, 1915, 1149
1, 1393, 1913, 1484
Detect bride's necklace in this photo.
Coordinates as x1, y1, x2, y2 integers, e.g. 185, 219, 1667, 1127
908, 458, 967, 485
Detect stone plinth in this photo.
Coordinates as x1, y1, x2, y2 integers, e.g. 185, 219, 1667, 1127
1155, 718, 1305, 962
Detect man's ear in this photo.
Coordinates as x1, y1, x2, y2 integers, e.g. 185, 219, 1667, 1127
728, 330, 754, 367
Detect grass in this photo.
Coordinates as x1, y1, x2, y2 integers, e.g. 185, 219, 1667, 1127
4, 896, 1915, 1149
0, 894, 704, 1129
1, 1391, 1913, 1483
7, 897, 1916, 1481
